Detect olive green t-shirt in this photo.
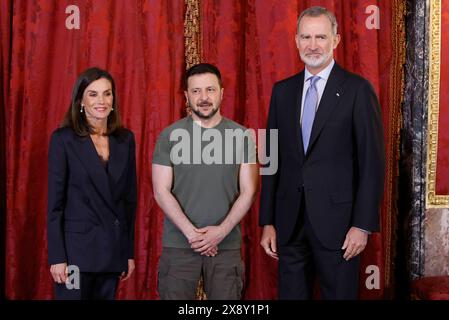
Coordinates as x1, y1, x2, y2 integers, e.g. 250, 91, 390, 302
152, 116, 256, 249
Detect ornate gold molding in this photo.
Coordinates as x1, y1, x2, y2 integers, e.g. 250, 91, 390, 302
426, 0, 449, 208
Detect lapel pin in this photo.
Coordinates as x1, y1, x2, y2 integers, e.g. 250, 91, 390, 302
336, 93, 340, 97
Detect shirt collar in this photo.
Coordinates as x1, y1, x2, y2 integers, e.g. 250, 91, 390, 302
304, 59, 335, 82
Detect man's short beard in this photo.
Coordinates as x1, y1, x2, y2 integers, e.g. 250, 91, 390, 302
300, 49, 333, 69
191, 104, 219, 119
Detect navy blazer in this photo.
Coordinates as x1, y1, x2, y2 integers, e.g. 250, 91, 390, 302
47, 127, 137, 273
259, 63, 386, 249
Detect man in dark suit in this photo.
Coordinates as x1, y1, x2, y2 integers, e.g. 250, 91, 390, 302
259, 6, 385, 299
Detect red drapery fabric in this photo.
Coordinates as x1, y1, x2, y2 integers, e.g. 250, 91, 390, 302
0, 0, 12, 300
201, 0, 401, 299
3, 0, 185, 299
2, 0, 402, 299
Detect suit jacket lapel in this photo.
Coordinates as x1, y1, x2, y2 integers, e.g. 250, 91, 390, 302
72, 135, 118, 217
108, 134, 127, 188
306, 63, 346, 156
294, 72, 306, 161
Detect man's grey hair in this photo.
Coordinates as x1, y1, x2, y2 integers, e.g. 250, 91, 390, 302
297, 6, 338, 35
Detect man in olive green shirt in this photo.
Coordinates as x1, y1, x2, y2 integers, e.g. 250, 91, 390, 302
152, 63, 258, 300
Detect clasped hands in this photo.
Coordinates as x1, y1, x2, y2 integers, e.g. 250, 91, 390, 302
187, 225, 226, 257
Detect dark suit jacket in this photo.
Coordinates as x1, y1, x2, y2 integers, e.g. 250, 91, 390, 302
259, 63, 386, 249
47, 127, 137, 273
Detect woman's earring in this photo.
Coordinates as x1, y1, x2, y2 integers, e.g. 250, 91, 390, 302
111, 107, 114, 111
80, 105, 84, 113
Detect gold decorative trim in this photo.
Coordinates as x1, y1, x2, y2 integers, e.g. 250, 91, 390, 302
184, 0, 202, 115
426, 0, 449, 208
184, 0, 202, 69
384, 0, 406, 296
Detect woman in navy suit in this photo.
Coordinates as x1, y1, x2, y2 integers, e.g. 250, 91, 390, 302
47, 67, 137, 300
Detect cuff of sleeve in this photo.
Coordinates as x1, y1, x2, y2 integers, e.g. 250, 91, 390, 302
354, 227, 371, 235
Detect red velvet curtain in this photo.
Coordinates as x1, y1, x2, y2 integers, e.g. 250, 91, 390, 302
3, 0, 185, 299
2, 0, 401, 299
0, 0, 12, 301
201, 0, 400, 299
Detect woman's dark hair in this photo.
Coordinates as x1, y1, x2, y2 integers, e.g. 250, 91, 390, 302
61, 67, 123, 136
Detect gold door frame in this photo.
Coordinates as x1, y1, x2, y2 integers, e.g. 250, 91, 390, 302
426, 0, 449, 208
